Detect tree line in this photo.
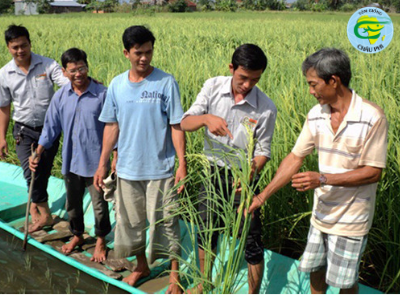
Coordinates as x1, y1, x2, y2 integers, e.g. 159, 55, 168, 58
1, 1, 399, 18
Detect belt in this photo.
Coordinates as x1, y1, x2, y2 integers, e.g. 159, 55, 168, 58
15, 121, 43, 132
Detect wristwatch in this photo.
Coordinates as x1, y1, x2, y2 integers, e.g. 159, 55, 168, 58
319, 174, 327, 187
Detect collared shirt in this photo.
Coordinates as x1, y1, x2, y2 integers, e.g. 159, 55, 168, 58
39, 79, 107, 177
292, 91, 388, 236
183, 76, 277, 168
0, 52, 68, 127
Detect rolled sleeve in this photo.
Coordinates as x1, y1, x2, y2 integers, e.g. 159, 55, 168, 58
292, 118, 315, 158
254, 109, 277, 159
182, 80, 210, 119
359, 116, 388, 168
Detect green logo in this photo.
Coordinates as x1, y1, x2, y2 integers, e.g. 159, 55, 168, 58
347, 8, 394, 54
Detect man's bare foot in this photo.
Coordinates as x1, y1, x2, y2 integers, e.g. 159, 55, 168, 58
90, 237, 107, 263
166, 272, 183, 294
186, 283, 204, 294
28, 215, 54, 233
30, 203, 40, 224
122, 267, 151, 286
62, 235, 85, 254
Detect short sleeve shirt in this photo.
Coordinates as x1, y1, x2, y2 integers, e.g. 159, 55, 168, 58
183, 76, 277, 168
292, 91, 388, 236
99, 68, 183, 181
0, 52, 69, 127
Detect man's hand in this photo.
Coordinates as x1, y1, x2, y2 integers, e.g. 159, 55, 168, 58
29, 153, 41, 172
233, 178, 242, 195
94, 166, 108, 192
245, 194, 264, 218
291, 171, 321, 191
174, 164, 187, 194
111, 150, 118, 174
0, 139, 8, 159
205, 115, 233, 139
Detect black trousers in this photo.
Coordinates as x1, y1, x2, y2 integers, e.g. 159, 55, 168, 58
13, 122, 60, 204
197, 166, 264, 265
64, 172, 111, 237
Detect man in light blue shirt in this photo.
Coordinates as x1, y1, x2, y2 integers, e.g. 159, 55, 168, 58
30, 48, 111, 263
94, 25, 186, 293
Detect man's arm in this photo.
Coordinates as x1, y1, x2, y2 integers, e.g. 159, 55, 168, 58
171, 124, 187, 194
0, 105, 10, 159
29, 144, 46, 172
248, 152, 305, 214
49, 61, 69, 87
251, 156, 269, 179
94, 122, 119, 191
181, 114, 233, 139
28, 96, 63, 171
291, 166, 382, 191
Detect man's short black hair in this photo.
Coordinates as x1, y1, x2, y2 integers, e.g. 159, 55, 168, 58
302, 48, 352, 88
61, 48, 88, 69
5, 24, 30, 45
232, 44, 267, 72
122, 25, 156, 51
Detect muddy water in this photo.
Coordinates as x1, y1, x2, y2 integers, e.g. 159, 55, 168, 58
0, 229, 128, 294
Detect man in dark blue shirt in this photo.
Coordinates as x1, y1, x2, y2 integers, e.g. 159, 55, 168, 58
30, 48, 111, 262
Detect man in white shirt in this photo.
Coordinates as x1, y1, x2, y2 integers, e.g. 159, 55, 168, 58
0, 25, 68, 232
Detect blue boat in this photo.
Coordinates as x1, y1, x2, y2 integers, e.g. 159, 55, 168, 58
0, 161, 380, 294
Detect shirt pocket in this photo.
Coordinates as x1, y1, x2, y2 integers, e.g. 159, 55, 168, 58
35, 76, 53, 101
343, 142, 363, 169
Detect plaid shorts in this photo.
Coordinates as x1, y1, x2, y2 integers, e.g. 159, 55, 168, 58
298, 225, 368, 289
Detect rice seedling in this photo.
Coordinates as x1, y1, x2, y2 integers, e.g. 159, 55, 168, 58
6, 270, 15, 284
24, 254, 32, 271
45, 267, 52, 285
102, 282, 110, 294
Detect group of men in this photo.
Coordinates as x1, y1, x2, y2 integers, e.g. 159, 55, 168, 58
0, 24, 388, 294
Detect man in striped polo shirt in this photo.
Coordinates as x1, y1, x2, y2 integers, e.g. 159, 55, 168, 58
248, 48, 388, 294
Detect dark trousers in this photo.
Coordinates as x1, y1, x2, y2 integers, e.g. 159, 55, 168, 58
197, 167, 264, 265
64, 172, 111, 237
13, 122, 60, 204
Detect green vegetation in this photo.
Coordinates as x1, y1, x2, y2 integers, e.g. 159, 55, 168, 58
0, 11, 399, 293
0, 0, 13, 14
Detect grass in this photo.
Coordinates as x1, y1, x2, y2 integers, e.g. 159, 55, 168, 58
0, 11, 399, 293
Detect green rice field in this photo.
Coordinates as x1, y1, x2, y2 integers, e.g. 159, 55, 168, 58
0, 11, 399, 293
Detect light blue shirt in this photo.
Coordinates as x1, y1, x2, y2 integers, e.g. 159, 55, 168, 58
99, 68, 183, 181
39, 79, 107, 177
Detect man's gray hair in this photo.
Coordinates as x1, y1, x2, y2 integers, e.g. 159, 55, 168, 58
302, 48, 352, 88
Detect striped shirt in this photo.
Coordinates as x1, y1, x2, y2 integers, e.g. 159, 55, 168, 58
292, 91, 388, 236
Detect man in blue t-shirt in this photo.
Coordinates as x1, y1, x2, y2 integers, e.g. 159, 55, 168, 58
94, 26, 186, 294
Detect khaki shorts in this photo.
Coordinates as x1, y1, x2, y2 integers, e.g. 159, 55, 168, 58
114, 176, 181, 263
